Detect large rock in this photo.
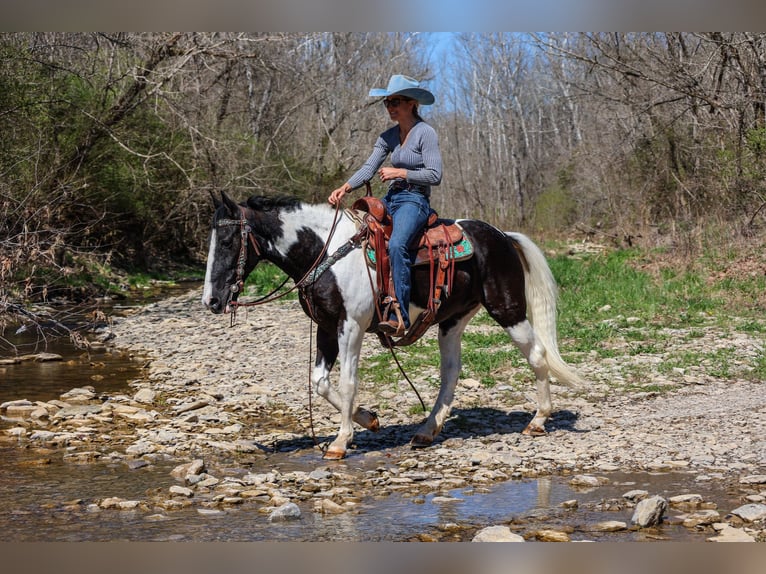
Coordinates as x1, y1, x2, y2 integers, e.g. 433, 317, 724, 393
472, 525, 525, 542
730, 503, 766, 522
707, 525, 756, 542
631, 495, 667, 527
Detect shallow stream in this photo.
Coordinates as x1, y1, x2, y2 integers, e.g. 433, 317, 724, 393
0, 287, 748, 542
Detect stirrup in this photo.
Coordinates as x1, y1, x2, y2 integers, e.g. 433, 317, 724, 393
379, 298, 406, 337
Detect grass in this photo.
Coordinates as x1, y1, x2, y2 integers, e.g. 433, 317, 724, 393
348, 241, 765, 397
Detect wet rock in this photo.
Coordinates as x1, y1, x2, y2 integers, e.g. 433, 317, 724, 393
730, 503, 766, 522
268, 502, 301, 522
99, 497, 142, 510
623, 489, 649, 502
1, 400, 37, 418
127, 459, 149, 470
169, 485, 194, 498
314, 499, 347, 514
589, 521, 627, 532
669, 494, 703, 510
631, 495, 667, 527
707, 525, 756, 542
569, 475, 607, 488
534, 529, 571, 542
60, 387, 97, 402
472, 525, 524, 542
682, 509, 721, 528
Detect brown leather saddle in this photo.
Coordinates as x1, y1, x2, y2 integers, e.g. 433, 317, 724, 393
349, 192, 474, 346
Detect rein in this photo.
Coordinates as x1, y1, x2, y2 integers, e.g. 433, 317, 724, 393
216, 201, 351, 325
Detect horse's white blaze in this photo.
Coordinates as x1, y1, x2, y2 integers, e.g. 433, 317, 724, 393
201, 228, 217, 307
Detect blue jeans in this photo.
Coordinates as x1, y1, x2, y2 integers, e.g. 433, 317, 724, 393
382, 189, 431, 328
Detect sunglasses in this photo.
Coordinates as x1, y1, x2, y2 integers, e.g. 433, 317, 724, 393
382, 97, 411, 108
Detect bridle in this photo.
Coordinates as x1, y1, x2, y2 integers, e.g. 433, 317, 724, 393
215, 206, 264, 306
214, 202, 352, 325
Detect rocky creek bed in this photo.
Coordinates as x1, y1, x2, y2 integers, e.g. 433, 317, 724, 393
1, 290, 765, 542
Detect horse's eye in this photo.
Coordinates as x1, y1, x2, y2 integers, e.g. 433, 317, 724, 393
220, 237, 234, 248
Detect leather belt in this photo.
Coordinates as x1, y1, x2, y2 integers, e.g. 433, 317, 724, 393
389, 181, 428, 195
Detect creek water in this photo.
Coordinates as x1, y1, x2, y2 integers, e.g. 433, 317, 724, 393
0, 288, 744, 542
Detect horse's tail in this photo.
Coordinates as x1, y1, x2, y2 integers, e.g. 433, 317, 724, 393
505, 232, 585, 389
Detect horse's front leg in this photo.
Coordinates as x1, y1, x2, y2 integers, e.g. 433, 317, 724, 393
412, 310, 478, 448
312, 324, 372, 459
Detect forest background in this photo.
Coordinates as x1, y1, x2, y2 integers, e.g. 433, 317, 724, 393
1, 32, 765, 302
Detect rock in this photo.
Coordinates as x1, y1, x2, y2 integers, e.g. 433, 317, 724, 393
740, 475, 766, 485
590, 521, 628, 532
60, 387, 97, 402
623, 489, 649, 502
730, 503, 766, 523
100, 497, 141, 510
133, 389, 156, 404
127, 459, 149, 470
170, 459, 206, 480
314, 499, 347, 514
534, 529, 571, 542
669, 494, 703, 506
472, 525, 525, 542
569, 475, 607, 488
631, 495, 667, 527
682, 510, 721, 528
125, 440, 156, 456
169, 485, 194, 498
268, 502, 301, 522
707, 525, 756, 542
308, 469, 332, 481
53, 404, 103, 419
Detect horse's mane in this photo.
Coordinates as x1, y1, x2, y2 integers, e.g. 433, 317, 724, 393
246, 195, 302, 212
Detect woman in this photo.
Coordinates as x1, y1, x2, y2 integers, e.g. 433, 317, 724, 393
329, 74, 443, 337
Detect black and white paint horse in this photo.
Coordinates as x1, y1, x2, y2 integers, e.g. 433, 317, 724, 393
202, 192, 583, 459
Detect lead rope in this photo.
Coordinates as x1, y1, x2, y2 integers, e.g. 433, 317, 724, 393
306, 320, 327, 454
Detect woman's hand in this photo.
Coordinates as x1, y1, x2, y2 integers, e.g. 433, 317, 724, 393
378, 167, 407, 182
328, 184, 351, 206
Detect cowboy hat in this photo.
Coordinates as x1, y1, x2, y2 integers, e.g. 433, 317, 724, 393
368, 74, 435, 105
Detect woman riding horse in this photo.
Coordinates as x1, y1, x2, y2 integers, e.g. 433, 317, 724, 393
329, 74, 442, 338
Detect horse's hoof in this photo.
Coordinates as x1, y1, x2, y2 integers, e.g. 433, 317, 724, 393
322, 447, 346, 460
353, 407, 380, 432
522, 424, 547, 437
410, 434, 433, 449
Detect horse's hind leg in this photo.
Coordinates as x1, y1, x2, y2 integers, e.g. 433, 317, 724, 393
506, 319, 552, 436
411, 309, 479, 448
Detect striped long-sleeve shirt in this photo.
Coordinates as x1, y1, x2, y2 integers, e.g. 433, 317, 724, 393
346, 120, 442, 197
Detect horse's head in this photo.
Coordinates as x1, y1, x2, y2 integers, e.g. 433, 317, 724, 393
201, 190, 262, 314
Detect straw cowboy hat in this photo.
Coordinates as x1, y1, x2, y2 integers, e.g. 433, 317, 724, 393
369, 74, 435, 105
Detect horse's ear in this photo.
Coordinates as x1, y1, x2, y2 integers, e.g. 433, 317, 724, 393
209, 190, 222, 209
220, 190, 239, 215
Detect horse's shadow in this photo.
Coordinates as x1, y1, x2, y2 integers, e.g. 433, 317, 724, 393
270, 407, 583, 456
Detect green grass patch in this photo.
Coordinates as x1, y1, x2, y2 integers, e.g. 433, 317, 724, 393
243, 262, 298, 300
351, 243, 763, 395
